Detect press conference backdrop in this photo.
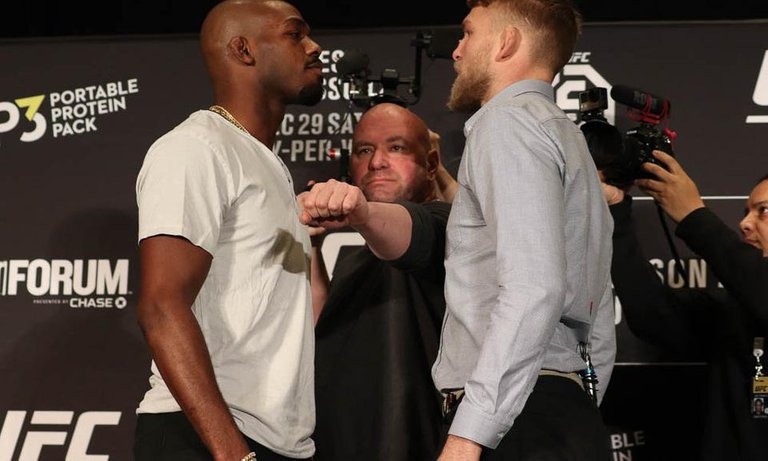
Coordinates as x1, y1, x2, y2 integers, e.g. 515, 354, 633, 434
1, 21, 766, 460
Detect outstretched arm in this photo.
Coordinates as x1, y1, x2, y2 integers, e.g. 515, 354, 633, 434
308, 226, 330, 325
298, 179, 413, 260
635, 150, 705, 223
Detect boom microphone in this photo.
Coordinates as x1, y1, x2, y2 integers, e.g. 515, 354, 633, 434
335, 50, 370, 77
610, 85, 670, 118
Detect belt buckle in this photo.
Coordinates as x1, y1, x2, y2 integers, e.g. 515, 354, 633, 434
441, 388, 465, 424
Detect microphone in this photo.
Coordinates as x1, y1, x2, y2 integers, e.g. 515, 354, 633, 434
335, 50, 370, 77
610, 85, 671, 118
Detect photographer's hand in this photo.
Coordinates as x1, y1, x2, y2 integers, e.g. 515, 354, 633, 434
635, 150, 705, 223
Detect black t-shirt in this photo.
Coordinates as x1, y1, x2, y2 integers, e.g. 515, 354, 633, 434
313, 200, 450, 461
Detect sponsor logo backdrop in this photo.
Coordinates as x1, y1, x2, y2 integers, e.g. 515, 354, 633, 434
1, 22, 766, 460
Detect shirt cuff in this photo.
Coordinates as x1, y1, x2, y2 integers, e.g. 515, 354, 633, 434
448, 400, 512, 449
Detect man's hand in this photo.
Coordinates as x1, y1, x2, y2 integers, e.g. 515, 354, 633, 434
298, 179, 369, 230
634, 150, 705, 223
602, 182, 625, 205
438, 435, 483, 461
597, 170, 627, 206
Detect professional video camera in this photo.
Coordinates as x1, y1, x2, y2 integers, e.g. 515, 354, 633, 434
578, 85, 677, 188
611, 85, 677, 174
578, 87, 636, 188
579, 85, 688, 280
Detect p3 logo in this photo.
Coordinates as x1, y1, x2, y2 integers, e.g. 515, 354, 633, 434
0, 95, 47, 143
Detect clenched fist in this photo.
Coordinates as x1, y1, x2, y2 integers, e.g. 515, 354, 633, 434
298, 179, 370, 230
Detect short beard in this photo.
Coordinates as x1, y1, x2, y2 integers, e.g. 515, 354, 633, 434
447, 71, 490, 113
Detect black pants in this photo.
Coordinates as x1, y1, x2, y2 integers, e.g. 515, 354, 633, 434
444, 376, 612, 461
134, 412, 312, 461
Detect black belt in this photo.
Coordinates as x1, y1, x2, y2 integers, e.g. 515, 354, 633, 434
440, 370, 586, 424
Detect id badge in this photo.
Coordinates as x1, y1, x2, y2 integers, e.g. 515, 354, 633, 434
751, 376, 768, 418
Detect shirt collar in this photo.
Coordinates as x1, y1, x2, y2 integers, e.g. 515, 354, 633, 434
464, 80, 555, 136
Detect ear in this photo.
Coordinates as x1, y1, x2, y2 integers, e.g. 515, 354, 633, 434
495, 26, 520, 62
425, 148, 439, 180
228, 36, 256, 65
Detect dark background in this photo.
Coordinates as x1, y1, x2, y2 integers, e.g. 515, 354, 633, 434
2, 0, 768, 38
2, 8, 767, 460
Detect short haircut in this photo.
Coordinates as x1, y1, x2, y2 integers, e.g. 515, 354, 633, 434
467, 0, 581, 72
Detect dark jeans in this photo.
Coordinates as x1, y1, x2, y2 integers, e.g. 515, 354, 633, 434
134, 412, 312, 461
443, 375, 612, 461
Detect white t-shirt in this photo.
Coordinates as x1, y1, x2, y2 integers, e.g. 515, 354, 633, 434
135, 110, 315, 458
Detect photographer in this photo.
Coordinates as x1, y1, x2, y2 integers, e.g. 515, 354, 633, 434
596, 137, 768, 459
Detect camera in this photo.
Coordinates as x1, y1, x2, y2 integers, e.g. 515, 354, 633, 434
624, 123, 675, 176
578, 88, 638, 188
333, 28, 459, 108
578, 87, 609, 122
578, 86, 677, 188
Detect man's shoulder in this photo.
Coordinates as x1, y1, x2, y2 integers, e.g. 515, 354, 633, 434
152, 110, 222, 147
398, 199, 451, 220
143, 110, 256, 168
422, 200, 452, 212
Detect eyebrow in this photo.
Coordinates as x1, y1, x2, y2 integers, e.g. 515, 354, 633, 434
354, 136, 409, 147
745, 200, 768, 214
384, 135, 408, 144
284, 17, 309, 33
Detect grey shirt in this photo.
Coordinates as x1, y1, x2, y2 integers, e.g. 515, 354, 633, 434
431, 80, 616, 448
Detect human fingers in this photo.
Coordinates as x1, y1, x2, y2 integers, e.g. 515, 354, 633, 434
601, 182, 624, 206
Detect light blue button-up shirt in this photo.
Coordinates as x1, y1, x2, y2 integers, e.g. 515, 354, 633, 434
432, 80, 616, 448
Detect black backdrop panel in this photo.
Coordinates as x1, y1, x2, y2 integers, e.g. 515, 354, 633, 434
1, 22, 766, 460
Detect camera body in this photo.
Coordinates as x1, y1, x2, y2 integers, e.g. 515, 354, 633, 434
624, 122, 675, 180
578, 86, 675, 188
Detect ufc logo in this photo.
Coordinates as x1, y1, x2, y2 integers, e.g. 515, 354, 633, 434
552, 60, 616, 125
0, 411, 121, 461
746, 50, 768, 123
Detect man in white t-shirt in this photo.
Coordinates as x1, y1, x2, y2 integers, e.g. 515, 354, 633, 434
132, 1, 324, 460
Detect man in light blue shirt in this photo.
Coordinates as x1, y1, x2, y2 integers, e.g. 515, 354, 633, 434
433, 1, 616, 460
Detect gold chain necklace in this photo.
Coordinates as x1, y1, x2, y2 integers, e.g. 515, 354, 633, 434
208, 105, 249, 135
209, 105, 294, 187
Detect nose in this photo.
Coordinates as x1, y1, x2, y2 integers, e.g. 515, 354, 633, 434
740, 213, 754, 238
305, 36, 321, 56
368, 148, 389, 170
452, 42, 462, 62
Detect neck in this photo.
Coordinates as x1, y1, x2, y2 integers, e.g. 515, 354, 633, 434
212, 96, 285, 148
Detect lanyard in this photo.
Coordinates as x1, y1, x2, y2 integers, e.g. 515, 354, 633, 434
751, 337, 767, 419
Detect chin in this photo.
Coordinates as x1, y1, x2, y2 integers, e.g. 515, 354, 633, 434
297, 82, 324, 106
365, 189, 399, 203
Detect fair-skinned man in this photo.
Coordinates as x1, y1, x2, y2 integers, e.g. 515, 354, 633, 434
434, 1, 616, 460
133, 1, 323, 460
299, 103, 454, 460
